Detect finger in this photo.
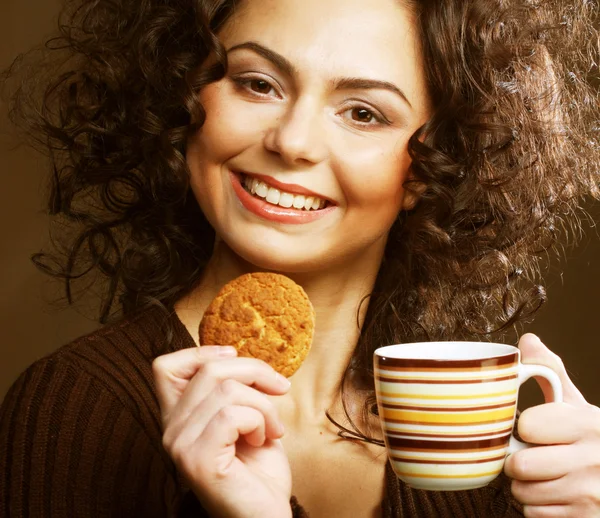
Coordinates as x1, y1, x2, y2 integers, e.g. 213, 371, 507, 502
199, 406, 266, 474
504, 444, 578, 481
511, 478, 568, 506
517, 402, 594, 444
518, 334, 587, 405
166, 379, 284, 448
173, 357, 291, 423
522, 505, 573, 518
153, 346, 237, 412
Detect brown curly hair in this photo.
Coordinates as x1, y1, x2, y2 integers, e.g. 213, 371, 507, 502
4, 0, 599, 440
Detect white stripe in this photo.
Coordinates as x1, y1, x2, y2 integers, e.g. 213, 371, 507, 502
377, 394, 517, 406
383, 418, 515, 434
389, 448, 507, 461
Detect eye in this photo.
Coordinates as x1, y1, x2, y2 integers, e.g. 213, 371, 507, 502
340, 104, 389, 127
249, 79, 274, 95
351, 108, 375, 123
232, 75, 279, 98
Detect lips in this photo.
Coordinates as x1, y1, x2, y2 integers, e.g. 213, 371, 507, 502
229, 171, 336, 225
241, 174, 328, 211
239, 172, 331, 202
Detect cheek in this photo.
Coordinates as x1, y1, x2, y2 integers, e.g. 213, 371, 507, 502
339, 139, 412, 211
185, 85, 238, 219
188, 83, 264, 164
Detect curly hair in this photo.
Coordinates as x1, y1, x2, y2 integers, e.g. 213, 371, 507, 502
4, 0, 599, 440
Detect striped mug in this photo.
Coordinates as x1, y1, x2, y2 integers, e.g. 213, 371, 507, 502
374, 341, 563, 491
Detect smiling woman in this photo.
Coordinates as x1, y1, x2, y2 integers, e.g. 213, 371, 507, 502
185, 0, 428, 277
1, 0, 599, 516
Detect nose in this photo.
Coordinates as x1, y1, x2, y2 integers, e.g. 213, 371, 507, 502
263, 98, 329, 166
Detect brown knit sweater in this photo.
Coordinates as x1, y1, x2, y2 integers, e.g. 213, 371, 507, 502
0, 307, 524, 517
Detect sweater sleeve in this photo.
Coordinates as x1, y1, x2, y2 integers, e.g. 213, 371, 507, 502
0, 355, 182, 518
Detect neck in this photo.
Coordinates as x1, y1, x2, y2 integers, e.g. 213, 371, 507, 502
175, 237, 386, 423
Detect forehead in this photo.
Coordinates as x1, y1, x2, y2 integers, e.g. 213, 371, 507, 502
220, 0, 428, 110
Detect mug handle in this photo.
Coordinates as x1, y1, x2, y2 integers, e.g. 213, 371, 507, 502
507, 363, 564, 454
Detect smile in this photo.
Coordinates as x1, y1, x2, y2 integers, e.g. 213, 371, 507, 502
240, 174, 328, 211
229, 171, 336, 225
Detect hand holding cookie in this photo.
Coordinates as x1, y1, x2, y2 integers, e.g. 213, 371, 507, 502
154, 273, 314, 518
153, 346, 293, 518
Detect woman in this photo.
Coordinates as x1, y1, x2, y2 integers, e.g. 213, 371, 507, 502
1, 0, 599, 516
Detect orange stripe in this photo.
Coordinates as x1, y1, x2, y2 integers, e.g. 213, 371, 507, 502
385, 417, 514, 426
383, 407, 514, 423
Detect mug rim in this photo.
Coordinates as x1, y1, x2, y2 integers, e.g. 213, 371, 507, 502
374, 341, 518, 362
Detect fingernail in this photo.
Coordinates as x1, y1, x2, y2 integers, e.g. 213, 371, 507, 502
217, 346, 237, 357
200, 345, 237, 356
276, 372, 291, 388
279, 422, 286, 435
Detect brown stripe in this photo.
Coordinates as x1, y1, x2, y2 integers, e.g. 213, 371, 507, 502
377, 353, 518, 369
384, 427, 514, 439
378, 364, 516, 372
376, 374, 518, 384
390, 454, 507, 465
382, 401, 516, 412
387, 435, 510, 451
385, 417, 514, 426
392, 444, 509, 454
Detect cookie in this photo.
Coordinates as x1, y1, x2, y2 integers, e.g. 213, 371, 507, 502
199, 272, 315, 377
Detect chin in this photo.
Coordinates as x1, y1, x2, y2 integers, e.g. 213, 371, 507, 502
224, 236, 335, 274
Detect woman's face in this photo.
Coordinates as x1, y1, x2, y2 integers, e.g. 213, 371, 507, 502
187, 0, 430, 273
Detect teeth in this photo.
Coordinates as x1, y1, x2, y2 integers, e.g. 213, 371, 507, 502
265, 188, 281, 205
255, 181, 268, 198
279, 192, 294, 208
293, 195, 305, 209
242, 175, 327, 211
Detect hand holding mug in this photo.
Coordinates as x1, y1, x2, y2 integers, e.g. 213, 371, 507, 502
374, 339, 563, 492
504, 334, 600, 518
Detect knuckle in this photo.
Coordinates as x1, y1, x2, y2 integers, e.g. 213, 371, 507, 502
151, 356, 166, 375
589, 406, 600, 436
163, 432, 181, 460
522, 506, 542, 518
580, 478, 600, 506
510, 452, 529, 479
217, 406, 237, 425
510, 479, 524, 501
161, 430, 173, 451
517, 414, 535, 443
197, 360, 219, 381
551, 351, 565, 370
219, 378, 239, 398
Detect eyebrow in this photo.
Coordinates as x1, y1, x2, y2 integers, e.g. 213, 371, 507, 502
226, 41, 413, 109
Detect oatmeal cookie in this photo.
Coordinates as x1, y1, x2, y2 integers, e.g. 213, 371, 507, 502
199, 272, 315, 377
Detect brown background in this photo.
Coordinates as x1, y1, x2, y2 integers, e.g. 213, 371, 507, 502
1, 0, 599, 408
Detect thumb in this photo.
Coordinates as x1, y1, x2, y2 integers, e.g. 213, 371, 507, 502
518, 333, 586, 405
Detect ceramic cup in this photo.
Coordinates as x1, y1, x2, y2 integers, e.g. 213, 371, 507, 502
374, 341, 563, 491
